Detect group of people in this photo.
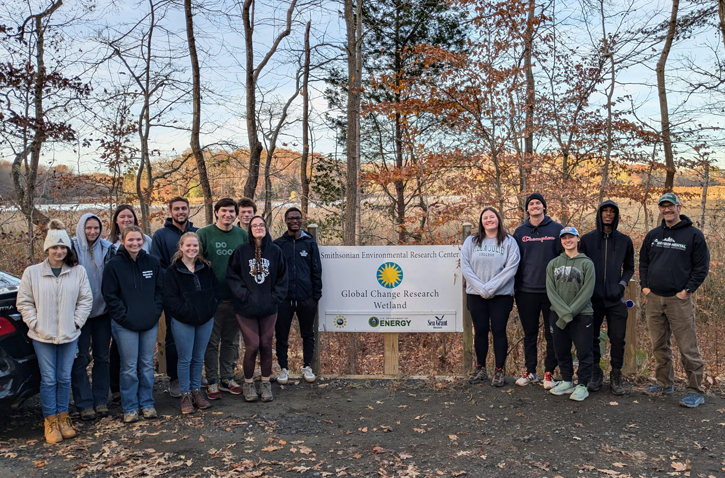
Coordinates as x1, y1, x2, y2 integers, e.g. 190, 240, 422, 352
16, 197, 322, 444
461, 192, 709, 408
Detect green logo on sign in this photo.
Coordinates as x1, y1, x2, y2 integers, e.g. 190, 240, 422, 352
368, 316, 379, 327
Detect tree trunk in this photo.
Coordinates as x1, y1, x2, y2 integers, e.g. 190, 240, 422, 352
598, 0, 615, 203
344, 0, 361, 247
185, 0, 213, 224
263, 149, 274, 223
719, 0, 725, 53
300, 20, 312, 228
242, 0, 264, 200
657, 0, 679, 191
700, 160, 709, 232
523, 0, 535, 158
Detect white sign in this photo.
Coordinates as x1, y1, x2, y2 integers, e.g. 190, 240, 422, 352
318, 246, 463, 332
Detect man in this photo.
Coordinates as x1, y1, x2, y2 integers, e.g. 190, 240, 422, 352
237, 197, 257, 230
150, 196, 197, 398
640, 192, 709, 408
198, 198, 248, 399
513, 193, 562, 389
580, 200, 635, 395
273, 208, 322, 384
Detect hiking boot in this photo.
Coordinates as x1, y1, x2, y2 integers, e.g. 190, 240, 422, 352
468, 367, 488, 384
95, 405, 109, 418
44, 415, 63, 444
588, 368, 603, 392
57, 412, 78, 439
168, 379, 181, 398
610, 369, 625, 396
206, 383, 222, 400
643, 383, 674, 397
549, 380, 574, 396
491, 368, 505, 387
515, 371, 537, 387
123, 411, 140, 423
543, 372, 557, 390
570, 384, 590, 402
302, 366, 316, 383
679, 393, 705, 408
260, 381, 273, 402
180, 393, 195, 414
243, 382, 259, 402
277, 368, 289, 385
141, 407, 157, 419
191, 389, 211, 410
220, 378, 244, 395
79, 408, 96, 421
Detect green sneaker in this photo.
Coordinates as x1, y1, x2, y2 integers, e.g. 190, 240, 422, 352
570, 384, 590, 402
549, 380, 574, 396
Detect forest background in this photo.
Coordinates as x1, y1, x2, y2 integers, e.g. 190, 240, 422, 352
2, 0, 725, 384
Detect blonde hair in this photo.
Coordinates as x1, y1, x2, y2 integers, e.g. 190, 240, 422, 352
171, 232, 210, 266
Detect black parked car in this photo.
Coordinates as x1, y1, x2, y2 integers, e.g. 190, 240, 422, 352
0, 270, 40, 408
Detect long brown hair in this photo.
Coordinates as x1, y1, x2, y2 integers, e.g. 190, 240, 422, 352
171, 232, 210, 265
472, 207, 508, 247
109, 205, 139, 241
249, 216, 267, 277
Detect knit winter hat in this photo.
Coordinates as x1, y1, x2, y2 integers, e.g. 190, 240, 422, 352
525, 192, 547, 213
43, 219, 72, 251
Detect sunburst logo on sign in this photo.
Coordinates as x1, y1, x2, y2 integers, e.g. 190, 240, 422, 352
376, 262, 403, 289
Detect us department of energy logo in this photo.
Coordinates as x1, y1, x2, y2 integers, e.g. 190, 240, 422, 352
376, 262, 403, 289
334, 315, 347, 328
368, 316, 379, 328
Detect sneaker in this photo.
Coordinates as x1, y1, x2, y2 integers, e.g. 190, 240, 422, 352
679, 393, 705, 408
168, 379, 181, 398
141, 407, 157, 419
491, 368, 505, 387
243, 382, 259, 402
79, 408, 97, 421
468, 367, 488, 384
206, 383, 222, 400
515, 371, 537, 387
609, 369, 625, 396
220, 378, 244, 395
201, 376, 209, 388
588, 368, 603, 392
302, 366, 316, 383
123, 411, 140, 423
260, 381, 273, 402
643, 383, 674, 397
277, 368, 289, 385
570, 384, 590, 401
543, 372, 557, 390
191, 389, 211, 410
549, 380, 574, 396
180, 393, 195, 414
95, 405, 109, 418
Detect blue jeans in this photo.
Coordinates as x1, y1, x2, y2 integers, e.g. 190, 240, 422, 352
33, 339, 78, 417
111, 321, 158, 413
171, 318, 214, 393
71, 313, 111, 410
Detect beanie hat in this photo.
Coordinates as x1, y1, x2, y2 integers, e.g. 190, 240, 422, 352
525, 193, 547, 213
44, 219, 72, 251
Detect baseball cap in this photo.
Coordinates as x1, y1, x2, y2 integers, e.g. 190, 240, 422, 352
657, 192, 680, 206
559, 226, 579, 237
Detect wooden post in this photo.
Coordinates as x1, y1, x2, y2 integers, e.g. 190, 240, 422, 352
309, 224, 321, 376
462, 223, 473, 374
384, 333, 399, 375
157, 312, 167, 374
622, 280, 638, 375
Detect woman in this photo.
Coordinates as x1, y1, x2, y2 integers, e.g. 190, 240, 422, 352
545, 226, 596, 401
102, 226, 163, 423
70, 213, 115, 421
461, 207, 520, 387
16, 220, 93, 444
227, 216, 287, 403
108, 205, 152, 251
164, 232, 219, 414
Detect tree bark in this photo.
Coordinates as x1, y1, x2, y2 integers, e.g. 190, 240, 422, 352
344, 0, 361, 247
657, 0, 679, 191
598, 0, 615, 203
719, 0, 725, 54
700, 160, 709, 232
300, 20, 311, 227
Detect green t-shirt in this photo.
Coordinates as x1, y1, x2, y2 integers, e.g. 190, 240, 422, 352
197, 224, 248, 300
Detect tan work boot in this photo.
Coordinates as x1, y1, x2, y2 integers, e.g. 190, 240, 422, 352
57, 412, 78, 439
44, 415, 63, 444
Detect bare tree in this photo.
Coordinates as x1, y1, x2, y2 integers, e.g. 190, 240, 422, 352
344, 0, 362, 246
300, 20, 312, 225
657, 0, 678, 191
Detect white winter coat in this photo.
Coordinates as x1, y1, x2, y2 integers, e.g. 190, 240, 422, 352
16, 259, 93, 344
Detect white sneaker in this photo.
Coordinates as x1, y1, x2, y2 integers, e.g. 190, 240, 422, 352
515, 372, 537, 387
277, 368, 289, 384
302, 366, 316, 383
543, 372, 557, 390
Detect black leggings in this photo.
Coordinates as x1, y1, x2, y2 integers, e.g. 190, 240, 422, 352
236, 314, 277, 379
467, 295, 514, 369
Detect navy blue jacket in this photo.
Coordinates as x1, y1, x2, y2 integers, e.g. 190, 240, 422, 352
273, 231, 322, 301
580, 200, 635, 307
513, 216, 563, 293
163, 259, 220, 326
150, 218, 198, 269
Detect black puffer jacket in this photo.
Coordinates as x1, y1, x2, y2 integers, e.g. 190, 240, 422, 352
273, 231, 322, 301
227, 231, 288, 319
102, 247, 163, 332
163, 259, 220, 326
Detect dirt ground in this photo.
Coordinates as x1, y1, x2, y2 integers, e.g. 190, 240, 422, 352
0, 375, 723, 478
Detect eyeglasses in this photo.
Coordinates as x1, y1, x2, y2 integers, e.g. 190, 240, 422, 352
658, 204, 677, 211
251, 224, 266, 230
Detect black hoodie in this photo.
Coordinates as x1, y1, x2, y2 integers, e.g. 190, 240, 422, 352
163, 259, 220, 326
226, 231, 288, 319
580, 200, 635, 307
102, 247, 164, 331
273, 230, 322, 301
639, 215, 709, 297
513, 215, 563, 293
150, 218, 198, 269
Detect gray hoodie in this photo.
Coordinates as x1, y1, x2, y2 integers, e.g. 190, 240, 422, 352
72, 213, 116, 318
461, 234, 520, 297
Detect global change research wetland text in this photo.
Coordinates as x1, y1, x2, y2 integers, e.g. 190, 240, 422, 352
341, 289, 440, 299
